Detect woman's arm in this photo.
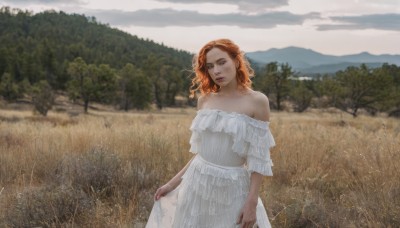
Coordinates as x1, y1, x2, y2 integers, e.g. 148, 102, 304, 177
155, 95, 206, 200
167, 156, 195, 189
154, 156, 195, 200
237, 91, 271, 227
236, 172, 263, 227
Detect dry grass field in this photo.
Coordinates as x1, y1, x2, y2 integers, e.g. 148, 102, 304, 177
0, 106, 399, 227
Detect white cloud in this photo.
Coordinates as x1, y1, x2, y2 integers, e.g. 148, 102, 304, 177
318, 14, 400, 31
153, 0, 289, 12
88, 8, 319, 28
1, 0, 400, 55
1, 0, 84, 4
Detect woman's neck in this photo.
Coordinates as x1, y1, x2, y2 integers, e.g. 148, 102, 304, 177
217, 86, 250, 97
218, 79, 240, 96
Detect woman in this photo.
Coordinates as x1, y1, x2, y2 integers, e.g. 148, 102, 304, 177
146, 39, 275, 228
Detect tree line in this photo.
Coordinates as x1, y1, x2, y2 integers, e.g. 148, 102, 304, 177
253, 62, 400, 117
1, 7, 399, 117
0, 7, 192, 114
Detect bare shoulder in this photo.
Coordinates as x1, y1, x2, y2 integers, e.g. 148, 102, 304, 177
249, 90, 269, 105
197, 93, 210, 110
248, 90, 270, 122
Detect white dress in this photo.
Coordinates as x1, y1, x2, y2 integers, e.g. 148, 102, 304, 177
146, 109, 275, 228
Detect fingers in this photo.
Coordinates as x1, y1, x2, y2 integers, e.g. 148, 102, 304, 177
154, 187, 166, 200
236, 211, 243, 225
237, 216, 256, 228
241, 221, 256, 228
154, 184, 171, 200
237, 212, 256, 228
154, 188, 161, 200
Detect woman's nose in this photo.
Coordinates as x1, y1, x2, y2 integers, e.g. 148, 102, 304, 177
213, 65, 221, 75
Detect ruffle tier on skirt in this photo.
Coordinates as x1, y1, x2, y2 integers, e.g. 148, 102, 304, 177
146, 156, 272, 228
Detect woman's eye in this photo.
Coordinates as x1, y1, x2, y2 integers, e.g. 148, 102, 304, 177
218, 61, 226, 65
206, 65, 213, 69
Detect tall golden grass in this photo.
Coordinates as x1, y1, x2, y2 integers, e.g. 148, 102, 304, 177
0, 108, 399, 227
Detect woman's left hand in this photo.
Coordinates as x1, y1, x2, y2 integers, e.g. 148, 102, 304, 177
236, 198, 257, 228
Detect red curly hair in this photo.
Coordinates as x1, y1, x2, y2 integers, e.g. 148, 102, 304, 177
190, 39, 254, 98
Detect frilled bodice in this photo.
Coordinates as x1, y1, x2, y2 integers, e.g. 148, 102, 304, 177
189, 109, 275, 176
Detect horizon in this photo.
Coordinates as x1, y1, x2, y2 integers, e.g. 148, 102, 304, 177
1, 0, 399, 56
248, 46, 400, 56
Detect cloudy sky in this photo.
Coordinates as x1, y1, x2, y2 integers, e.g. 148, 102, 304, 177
1, 0, 399, 55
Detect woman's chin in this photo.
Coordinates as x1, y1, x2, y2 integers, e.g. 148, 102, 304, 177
214, 80, 227, 86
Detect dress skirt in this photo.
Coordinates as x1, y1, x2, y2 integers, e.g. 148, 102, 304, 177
146, 155, 272, 228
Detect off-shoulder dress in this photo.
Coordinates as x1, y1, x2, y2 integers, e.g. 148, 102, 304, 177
146, 109, 275, 228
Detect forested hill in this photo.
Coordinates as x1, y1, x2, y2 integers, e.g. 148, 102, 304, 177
0, 7, 193, 111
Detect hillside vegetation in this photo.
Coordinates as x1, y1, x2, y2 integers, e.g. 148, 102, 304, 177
0, 6, 192, 111
1, 6, 400, 117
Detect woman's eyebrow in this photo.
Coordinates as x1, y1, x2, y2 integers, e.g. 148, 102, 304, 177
206, 58, 226, 64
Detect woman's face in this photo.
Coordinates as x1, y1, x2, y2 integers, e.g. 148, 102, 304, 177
205, 47, 237, 88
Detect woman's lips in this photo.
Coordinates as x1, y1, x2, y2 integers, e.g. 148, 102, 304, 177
215, 77, 224, 82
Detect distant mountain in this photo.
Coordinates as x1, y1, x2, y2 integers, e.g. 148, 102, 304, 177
298, 62, 384, 74
246, 47, 400, 75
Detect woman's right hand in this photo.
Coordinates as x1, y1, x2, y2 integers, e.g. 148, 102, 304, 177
154, 183, 173, 201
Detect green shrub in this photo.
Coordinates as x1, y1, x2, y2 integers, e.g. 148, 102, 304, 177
5, 185, 94, 227
31, 80, 54, 116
